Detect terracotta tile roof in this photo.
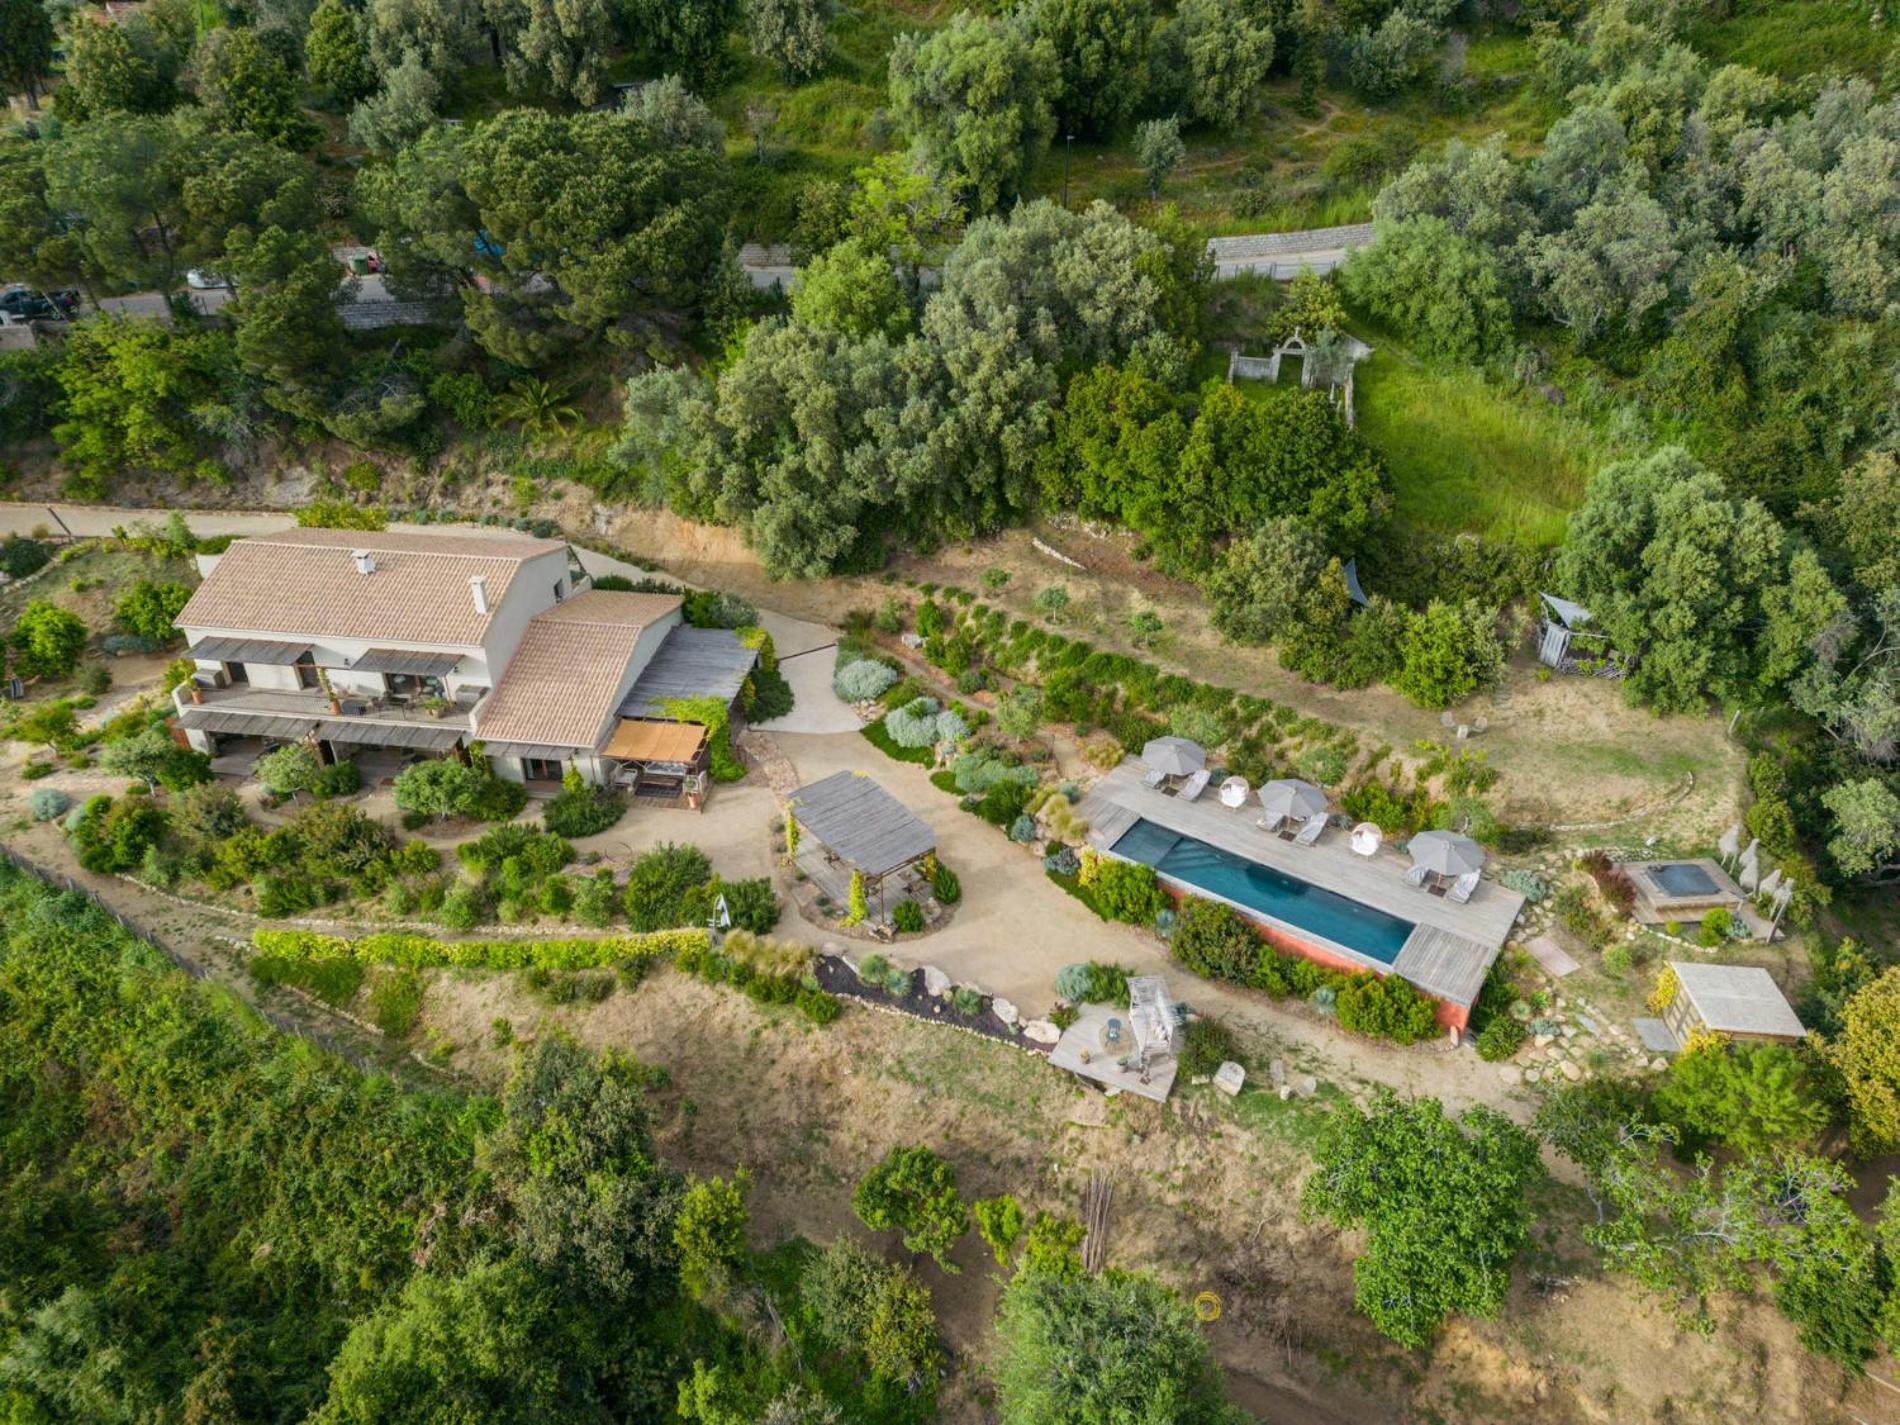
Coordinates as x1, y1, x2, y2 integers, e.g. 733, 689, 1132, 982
474, 591, 682, 751
176, 527, 568, 646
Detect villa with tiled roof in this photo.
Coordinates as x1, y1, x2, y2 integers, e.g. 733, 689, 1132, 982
171, 527, 754, 799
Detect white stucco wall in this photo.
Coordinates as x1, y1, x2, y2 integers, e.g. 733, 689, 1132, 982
477, 548, 574, 679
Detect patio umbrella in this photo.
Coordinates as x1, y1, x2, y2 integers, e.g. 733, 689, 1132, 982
1141, 736, 1205, 777
1408, 830, 1485, 878
1258, 778, 1329, 822
1218, 775, 1250, 808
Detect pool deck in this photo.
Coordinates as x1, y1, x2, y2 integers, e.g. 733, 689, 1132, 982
1079, 763, 1526, 1009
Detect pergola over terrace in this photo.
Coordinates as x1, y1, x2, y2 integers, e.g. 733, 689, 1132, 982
786, 770, 937, 919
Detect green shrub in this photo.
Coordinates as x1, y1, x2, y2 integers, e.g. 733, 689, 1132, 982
623, 842, 714, 931
1336, 972, 1439, 1045
367, 968, 424, 1037
250, 954, 366, 1007
1474, 1016, 1525, 1062
716, 876, 781, 933
1177, 1016, 1239, 1077
313, 760, 362, 798
835, 658, 899, 701
1697, 908, 1734, 948
1603, 942, 1635, 976
892, 900, 926, 934
28, 787, 70, 821
931, 861, 961, 904
1055, 960, 1132, 1005
952, 985, 984, 1016
542, 789, 626, 838
857, 952, 890, 982
466, 773, 528, 822
573, 870, 618, 927
437, 883, 488, 929
974, 776, 1034, 828
251, 925, 703, 972
1078, 855, 1166, 925
1170, 896, 1262, 984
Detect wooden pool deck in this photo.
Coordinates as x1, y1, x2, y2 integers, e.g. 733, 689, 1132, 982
1079, 763, 1526, 1009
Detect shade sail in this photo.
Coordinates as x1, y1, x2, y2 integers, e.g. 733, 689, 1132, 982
603, 718, 706, 763
350, 648, 464, 677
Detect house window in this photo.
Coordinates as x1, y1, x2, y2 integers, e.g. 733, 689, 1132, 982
523, 757, 564, 782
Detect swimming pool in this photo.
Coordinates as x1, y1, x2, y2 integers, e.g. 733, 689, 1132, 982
1110, 818, 1415, 964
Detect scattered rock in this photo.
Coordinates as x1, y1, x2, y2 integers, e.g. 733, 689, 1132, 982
1534, 1033, 1554, 1049
1649, 1056, 1670, 1071
1278, 1085, 1293, 1102
991, 997, 1019, 1026
1560, 1060, 1584, 1082
1269, 1058, 1286, 1088
1291, 1073, 1318, 1100
1523, 1067, 1542, 1084
1213, 1062, 1246, 1097
922, 965, 951, 998
1022, 1019, 1060, 1045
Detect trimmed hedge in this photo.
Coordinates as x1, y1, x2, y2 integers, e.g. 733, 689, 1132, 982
250, 927, 706, 972
674, 937, 841, 1024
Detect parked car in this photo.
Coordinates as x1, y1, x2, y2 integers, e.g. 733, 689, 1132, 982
186, 269, 231, 290
0, 286, 77, 319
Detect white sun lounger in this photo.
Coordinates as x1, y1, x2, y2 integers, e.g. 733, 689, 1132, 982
1178, 769, 1210, 802
1447, 870, 1481, 904
1142, 766, 1168, 790
1256, 812, 1285, 834
1403, 864, 1430, 888
1293, 813, 1327, 846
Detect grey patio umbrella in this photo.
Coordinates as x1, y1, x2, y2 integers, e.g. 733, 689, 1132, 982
1141, 736, 1205, 777
1258, 778, 1329, 822
1408, 830, 1485, 878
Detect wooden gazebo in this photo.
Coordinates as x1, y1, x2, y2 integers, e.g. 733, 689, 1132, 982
786, 770, 936, 916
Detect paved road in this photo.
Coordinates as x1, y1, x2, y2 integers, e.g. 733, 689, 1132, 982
738, 222, 1377, 291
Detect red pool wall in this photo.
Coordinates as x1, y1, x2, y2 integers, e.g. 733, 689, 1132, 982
1156, 882, 1468, 1032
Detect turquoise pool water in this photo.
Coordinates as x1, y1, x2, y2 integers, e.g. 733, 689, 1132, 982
1110, 818, 1415, 964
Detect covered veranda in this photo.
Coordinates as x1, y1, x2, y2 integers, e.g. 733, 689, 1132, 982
603, 718, 712, 809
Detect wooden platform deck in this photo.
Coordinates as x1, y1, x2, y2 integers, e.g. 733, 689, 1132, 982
1079, 763, 1526, 1009
1047, 1003, 1178, 1103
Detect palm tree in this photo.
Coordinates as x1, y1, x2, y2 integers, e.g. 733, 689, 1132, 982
494, 379, 581, 440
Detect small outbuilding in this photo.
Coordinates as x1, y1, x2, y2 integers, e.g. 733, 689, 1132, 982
1663, 961, 1806, 1046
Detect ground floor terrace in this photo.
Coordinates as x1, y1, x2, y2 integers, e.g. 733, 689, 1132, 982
1078, 763, 1527, 1030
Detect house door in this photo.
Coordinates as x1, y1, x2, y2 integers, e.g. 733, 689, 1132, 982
523, 757, 564, 783
225, 662, 249, 685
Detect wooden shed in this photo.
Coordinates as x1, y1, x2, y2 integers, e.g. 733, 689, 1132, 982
1663, 962, 1806, 1046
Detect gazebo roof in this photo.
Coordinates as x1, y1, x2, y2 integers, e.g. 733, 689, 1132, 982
1670, 962, 1805, 1039
787, 771, 936, 878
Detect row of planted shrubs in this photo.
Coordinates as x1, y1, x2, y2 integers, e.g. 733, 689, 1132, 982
1169, 895, 1441, 1044
674, 931, 841, 1024
251, 925, 708, 971
250, 922, 845, 1026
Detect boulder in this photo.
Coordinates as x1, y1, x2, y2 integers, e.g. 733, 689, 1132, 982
1213, 1062, 1246, 1097
1022, 1019, 1060, 1045
922, 965, 952, 998
1291, 1073, 1319, 1100
991, 997, 1019, 1026
1560, 1059, 1584, 1082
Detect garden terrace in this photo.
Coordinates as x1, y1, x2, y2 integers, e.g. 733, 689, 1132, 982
1080, 762, 1525, 1028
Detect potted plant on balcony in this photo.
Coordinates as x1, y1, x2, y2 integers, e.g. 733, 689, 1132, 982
422, 695, 449, 719
317, 667, 341, 715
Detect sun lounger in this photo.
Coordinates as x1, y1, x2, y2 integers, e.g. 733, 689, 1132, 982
1293, 814, 1327, 846
1447, 871, 1480, 904
1256, 812, 1285, 834
1403, 864, 1430, 889
1142, 766, 1168, 790
1178, 769, 1210, 802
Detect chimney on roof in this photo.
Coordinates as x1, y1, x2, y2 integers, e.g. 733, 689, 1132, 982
469, 574, 489, 615
352, 549, 375, 576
